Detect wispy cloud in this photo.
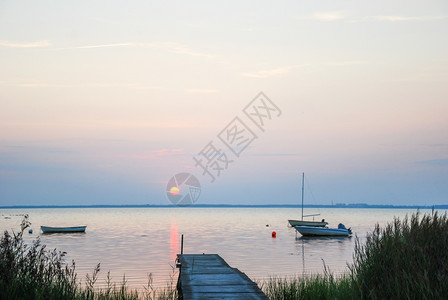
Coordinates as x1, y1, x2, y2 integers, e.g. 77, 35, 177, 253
323, 60, 367, 67
51, 43, 133, 51
248, 153, 303, 157
0, 40, 51, 48
372, 15, 448, 22
185, 89, 219, 94
420, 144, 448, 148
130, 148, 186, 160
312, 11, 347, 21
0, 162, 78, 174
2, 81, 166, 90
75, 43, 131, 49
307, 12, 448, 23
75, 120, 199, 129
1, 120, 199, 129
241, 66, 294, 78
51, 41, 216, 59
417, 158, 448, 167
134, 42, 215, 59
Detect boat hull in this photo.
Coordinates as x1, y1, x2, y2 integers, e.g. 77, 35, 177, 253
294, 225, 351, 237
288, 220, 328, 227
41, 226, 86, 233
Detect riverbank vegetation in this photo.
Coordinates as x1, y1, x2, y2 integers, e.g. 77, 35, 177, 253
263, 211, 448, 299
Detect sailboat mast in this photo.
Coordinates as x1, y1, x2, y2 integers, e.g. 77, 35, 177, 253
301, 172, 304, 221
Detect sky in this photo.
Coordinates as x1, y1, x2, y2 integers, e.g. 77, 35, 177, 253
1, 0, 447, 206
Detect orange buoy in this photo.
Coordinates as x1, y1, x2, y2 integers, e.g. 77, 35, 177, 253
272, 231, 277, 238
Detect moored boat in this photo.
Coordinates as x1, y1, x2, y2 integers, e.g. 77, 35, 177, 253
294, 223, 352, 237
41, 226, 86, 233
288, 173, 328, 227
288, 219, 328, 227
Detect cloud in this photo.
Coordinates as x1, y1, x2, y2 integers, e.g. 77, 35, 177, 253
420, 144, 448, 148
0, 40, 51, 48
50, 41, 216, 59
84, 120, 200, 129
248, 153, 303, 157
241, 66, 293, 78
323, 61, 367, 67
373, 15, 448, 22
0, 162, 78, 174
2, 144, 76, 154
1, 120, 199, 129
307, 12, 448, 23
185, 89, 219, 94
134, 42, 215, 59
417, 159, 448, 167
2, 81, 166, 90
311, 11, 347, 21
130, 148, 186, 160
51, 43, 133, 51
75, 43, 131, 49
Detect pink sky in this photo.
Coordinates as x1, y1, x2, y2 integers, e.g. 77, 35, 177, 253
1, 0, 447, 206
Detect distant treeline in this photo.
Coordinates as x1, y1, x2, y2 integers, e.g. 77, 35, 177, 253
1, 203, 448, 209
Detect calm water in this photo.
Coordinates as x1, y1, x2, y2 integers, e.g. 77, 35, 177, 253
0, 207, 441, 289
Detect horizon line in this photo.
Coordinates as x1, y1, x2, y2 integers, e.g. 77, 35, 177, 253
1, 204, 447, 209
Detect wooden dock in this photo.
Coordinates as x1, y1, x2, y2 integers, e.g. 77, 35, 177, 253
177, 254, 268, 299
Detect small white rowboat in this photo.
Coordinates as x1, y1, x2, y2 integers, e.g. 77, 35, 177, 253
41, 226, 86, 233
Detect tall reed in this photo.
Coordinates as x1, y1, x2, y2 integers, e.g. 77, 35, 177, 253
263, 272, 353, 300
349, 211, 448, 299
264, 211, 448, 300
0, 216, 176, 300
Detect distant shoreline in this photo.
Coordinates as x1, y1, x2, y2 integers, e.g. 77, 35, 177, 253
1, 204, 447, 209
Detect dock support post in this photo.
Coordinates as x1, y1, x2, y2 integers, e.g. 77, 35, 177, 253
181, 234, 184, 255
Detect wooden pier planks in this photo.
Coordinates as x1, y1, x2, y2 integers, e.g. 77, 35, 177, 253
177, 254, 268, 299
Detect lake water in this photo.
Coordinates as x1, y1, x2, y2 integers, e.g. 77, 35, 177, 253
0, 207, 442, 289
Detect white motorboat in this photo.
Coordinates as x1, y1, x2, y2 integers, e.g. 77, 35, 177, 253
294, 223, 352, 237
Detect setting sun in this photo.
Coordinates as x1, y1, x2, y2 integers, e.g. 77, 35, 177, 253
169, 186, 180, 195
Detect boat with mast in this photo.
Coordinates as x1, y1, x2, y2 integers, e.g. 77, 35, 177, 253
288, 173, 328, 227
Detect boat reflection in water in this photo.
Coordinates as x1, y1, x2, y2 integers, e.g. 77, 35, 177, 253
295, 230, 354, 276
